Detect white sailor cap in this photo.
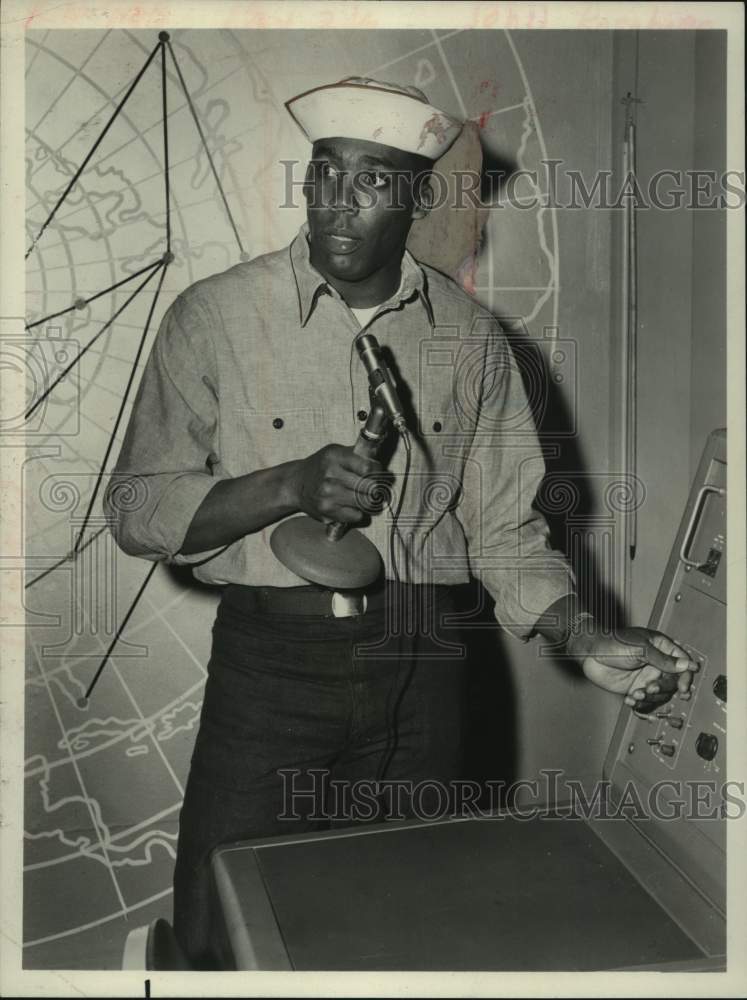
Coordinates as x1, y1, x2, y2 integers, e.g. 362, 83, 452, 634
285, 77, 463, 161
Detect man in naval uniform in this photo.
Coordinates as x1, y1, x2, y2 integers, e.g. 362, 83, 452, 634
105, 77, 697, 968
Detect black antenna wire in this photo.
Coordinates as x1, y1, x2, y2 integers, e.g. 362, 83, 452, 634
25, 41, 161, 259
25, 30, 245, 700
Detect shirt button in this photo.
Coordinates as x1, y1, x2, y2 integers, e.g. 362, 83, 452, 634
357, 409, 368, 421
433, 420, 442, 432
272, 417, 284, 429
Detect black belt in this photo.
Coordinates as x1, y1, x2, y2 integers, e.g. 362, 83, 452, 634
222, 581, 453, 619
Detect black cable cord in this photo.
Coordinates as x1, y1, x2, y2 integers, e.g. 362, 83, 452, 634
387, 431, 411, 585
375, 430, 412, 787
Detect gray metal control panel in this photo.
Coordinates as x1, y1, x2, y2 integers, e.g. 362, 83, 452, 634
602, 429, 726, 953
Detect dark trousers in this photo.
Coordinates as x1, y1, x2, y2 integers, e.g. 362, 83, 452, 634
173, 583, 467, 968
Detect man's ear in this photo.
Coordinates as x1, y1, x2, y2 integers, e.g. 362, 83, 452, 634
411, 173, 434, 221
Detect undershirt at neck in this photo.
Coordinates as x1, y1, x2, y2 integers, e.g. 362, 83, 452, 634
349, 272, 404, 329
349, 303, 380, 328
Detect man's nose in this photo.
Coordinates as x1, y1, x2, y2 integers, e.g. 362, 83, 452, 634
331, 171, 359, 212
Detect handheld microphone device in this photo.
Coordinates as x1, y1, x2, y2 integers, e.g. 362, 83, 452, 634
355, 332, 407, 434
269, 331, 407, 589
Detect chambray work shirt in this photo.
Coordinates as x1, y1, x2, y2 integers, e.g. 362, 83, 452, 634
105, 225, 575, 639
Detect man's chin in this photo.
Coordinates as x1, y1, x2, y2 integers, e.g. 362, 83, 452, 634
313, 252, 368, 285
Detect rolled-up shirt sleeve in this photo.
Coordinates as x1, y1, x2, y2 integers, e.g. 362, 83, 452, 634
455, 325, 576, 641
104, 288, 227, 565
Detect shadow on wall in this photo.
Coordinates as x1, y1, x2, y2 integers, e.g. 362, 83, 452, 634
500, 326, 627, 637
410, 125, 627, 801
406, 122, 516, 288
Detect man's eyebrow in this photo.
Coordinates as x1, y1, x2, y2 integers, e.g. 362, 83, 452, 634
311, 144, 341, 163
311, 145, 400, 171
358, 154, 399, 170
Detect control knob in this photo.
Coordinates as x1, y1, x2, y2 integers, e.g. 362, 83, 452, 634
712, 674, 727, 703
695, 732, 719, 761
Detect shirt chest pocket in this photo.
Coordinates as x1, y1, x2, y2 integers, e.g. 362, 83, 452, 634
234, 407, 328, 471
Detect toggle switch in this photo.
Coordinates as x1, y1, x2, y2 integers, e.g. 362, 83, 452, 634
647, 738, 676, 758
654, 712, 683, 728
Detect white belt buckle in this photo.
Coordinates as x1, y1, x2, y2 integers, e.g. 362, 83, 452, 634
331, 591, 368, 618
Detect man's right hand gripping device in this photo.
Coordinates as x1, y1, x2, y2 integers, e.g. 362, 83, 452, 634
270, 332, 407, 589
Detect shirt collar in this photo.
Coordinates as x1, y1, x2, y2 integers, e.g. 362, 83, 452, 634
290, 223, 435, 328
